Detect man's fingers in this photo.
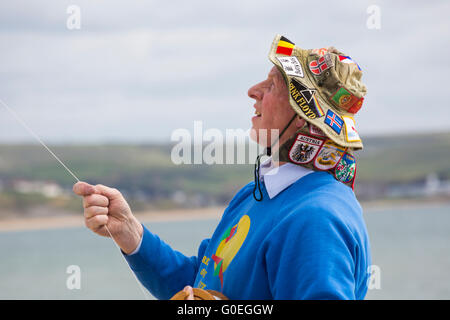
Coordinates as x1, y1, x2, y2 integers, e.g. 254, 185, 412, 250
84, 206, 108, 219
85, 214, 108, 231
74, 182, 123, 203
94, 184, 122, 201
183, 286, 194, 300
83, 194, 109, 209
73, 181, 96, 196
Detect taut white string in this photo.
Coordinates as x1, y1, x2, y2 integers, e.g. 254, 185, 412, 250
0, 98, 151, 300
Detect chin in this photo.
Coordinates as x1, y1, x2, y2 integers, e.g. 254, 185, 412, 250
249, 127, 258, 143
249, 126, 271, 148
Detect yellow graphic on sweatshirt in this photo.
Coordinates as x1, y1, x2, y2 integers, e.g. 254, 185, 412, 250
211, 215, 250, 288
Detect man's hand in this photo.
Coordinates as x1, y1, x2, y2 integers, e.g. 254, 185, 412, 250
73, 181, 143, 255
183, 286, 195, 300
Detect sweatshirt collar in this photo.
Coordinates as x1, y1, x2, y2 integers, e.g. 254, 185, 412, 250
259, 156, 314, 199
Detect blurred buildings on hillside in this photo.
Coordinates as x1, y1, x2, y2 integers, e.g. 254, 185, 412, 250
1, 172, 450, 212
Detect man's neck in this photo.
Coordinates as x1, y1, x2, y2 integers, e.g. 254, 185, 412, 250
267, 156, 288, 168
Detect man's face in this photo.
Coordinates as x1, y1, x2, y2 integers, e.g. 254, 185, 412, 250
248, 66, 296, 146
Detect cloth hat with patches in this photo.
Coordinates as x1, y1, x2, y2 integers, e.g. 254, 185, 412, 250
269, 34, 367, 150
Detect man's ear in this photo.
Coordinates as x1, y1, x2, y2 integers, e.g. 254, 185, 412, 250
295, 116, 306, 128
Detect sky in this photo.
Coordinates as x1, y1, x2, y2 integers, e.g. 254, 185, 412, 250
0, 0, 449, 144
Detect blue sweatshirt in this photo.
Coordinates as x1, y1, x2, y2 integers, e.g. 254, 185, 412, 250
124, 170, 371, 300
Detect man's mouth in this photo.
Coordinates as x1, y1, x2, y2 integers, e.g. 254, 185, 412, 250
254, 110, 262, 117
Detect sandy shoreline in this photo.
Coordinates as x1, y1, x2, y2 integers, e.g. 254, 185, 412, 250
0, 207, 225, 232
1, 198, 449, 232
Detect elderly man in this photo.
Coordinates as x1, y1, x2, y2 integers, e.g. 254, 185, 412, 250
73, 35, 371, 300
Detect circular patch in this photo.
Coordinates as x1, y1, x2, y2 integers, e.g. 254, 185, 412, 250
338, 94, 352, 107
314, 140, 346, 171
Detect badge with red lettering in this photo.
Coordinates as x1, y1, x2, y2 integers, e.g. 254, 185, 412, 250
314, 140, 346, 171
288, 133, 324, 164
309, 124, 327, 137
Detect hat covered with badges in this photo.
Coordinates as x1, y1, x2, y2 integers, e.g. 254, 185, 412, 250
268, 34, 367, 150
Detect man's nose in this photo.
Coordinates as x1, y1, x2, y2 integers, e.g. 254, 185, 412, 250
248, 83, 262, 100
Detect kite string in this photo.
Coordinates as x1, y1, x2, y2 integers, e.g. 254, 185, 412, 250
103, 224, 152, 300
0, 98, 81, 183
0, 98, 151, 300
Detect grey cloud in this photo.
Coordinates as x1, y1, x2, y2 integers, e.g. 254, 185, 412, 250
0, 0, 449, 143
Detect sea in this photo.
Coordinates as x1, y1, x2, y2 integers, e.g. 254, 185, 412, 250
0, 203, 449, 300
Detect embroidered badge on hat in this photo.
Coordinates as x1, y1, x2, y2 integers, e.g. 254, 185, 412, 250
314, 140, 346, 171
276, 36, 295, 56
348, 97, 364, 114
311, 47, 329, 56
338, 55, 361, 70
330, 87, 359, 111
288, 133, 324, 164
324, 109, 344, 134
334, 152, 356, 183
309, 124, 327, 137
309, 53, 334, 75
269, 34, 366, 150
276, 56, 304, 77
289, 78, 325, 119
342, 116, 361, 142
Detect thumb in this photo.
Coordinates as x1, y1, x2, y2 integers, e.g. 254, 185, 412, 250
183, 286, 194, 300
73, 181, 96, 196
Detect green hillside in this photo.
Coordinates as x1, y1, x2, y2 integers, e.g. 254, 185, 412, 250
0, 130, 449, 216
357, 131, 450, 182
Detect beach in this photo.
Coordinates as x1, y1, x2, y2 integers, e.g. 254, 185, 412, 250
0, 207, 226, 232
1, 198, 449, 232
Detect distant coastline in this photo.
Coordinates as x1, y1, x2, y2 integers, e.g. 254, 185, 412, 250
1, 197, 449, 232
0, 206, 224, 232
